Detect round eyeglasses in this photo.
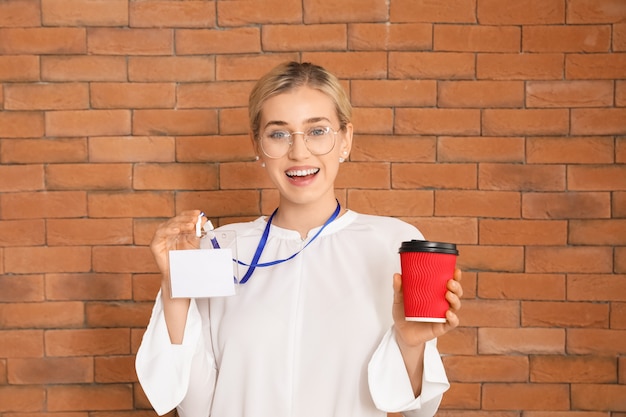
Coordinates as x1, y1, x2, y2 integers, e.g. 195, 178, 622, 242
259, 126, 338, 159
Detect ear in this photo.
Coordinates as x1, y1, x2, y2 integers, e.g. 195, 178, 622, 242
340, 122, 353, 157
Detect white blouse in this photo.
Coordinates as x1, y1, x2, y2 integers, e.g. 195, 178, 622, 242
135, 210, 450, 417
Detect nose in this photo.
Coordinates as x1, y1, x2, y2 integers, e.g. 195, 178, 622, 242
287, 132, 311, 159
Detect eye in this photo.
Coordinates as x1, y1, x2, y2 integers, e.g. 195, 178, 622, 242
307, 126, 330, 137
267, 130, 290, 140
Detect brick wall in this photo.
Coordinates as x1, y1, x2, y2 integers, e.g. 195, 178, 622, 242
1, 0, 625, 415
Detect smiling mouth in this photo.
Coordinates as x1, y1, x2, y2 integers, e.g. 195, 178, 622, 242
285, 168, 320, 178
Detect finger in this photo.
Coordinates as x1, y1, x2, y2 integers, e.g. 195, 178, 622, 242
393, 273, 403, 304
447, 277, 464, 298
453, 268, 462, 282
446, 291, 462, 311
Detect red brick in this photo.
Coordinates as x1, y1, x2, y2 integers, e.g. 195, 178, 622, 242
0, 0, 41, 27
439, 81, 524, 108
392, 163, 477, 189
570, 219, 626, 245
352, 80, 437, 107
177, 27, 260, 55
0, 55, 39, 81
130, 0, 216, 28
215, 54, 299, 81
482, 383, 569, 411
443, 355, 528, 382
0, 191, 87, 219
478, 272, 565, 300
483, 109, 569, 135
478, 328, 565, 354
302, 51, 388, 79
478, 53, 563, 80
219, 107, 249, 135
41, 56, 127, 82
0, 274, 44, 302
346, 190, 434, 217
460, 300, 520, 327
46, 273, 132, 301
90, 83, 175, 109
567, 0, 626, 23
526, 80, 613, 108
478, 0, 565, 24
129, 56, 215, 82
568, 329, 626, 354
479, 163, 565, 191
524, 25, 611, 52
132, 274, 161, 301
89, 136, 175, 163
454, 245, 524, 272
175, 135, 255, 163
262, 24, 345, 52
439, 382, 481, 409
0, 111, 44, 138
568, 165, 626, 191
217, 0, 301, 26
348, 23, 432, 51
0, 220, 45, 247
0, 28, 84, 55
527, 136, 614, 163
45, 163, 132, 190
435, 25, 520, 52
46, 110, 131, 137
522, 192, 611, 219
615, 191, 626, 217
613, 303, 626, 329
616, 24, 626, 51
619, 137, 626, 162
8, 357, 93, 384
568, 274, 626, 302
5, 82, 88, 111
86, 302, 151, 328
47, 384, 133, 412
41, 0, 129, 26
351, 107, 393, 134
132, 109, 218, 136
0, 138, 87, 164
177, 81, 253, 109
572, 108, 626, 135
389, 52, 475, 79
396, 108, 480, 135
522, 301, 609, 327
437, 136, 525, 162
567, 53, 626, 79
219, 162, 277, 190
0, 330, 44, 358
479, 219, 567, 245
571, 384, 626, 411
0, 301, 84, 329
390, 0, 476, 23
403, 216, 477, 245
133, 163, 219, 191
88, 191, 174, 218
0, 165, 44, 192
304, 0, 387, 23
531, 355, 616, 383
438, 328, 477, 355
350, 135, 436, 163
175, 190, 261, 217
436, 190, 521, 218
526, 246, 613, 273
45, 329, 130, 356
92, 246, 159, 273
0, 386, 45, 412
5, 247, 91, 274
94, 356, 137, 383
47, 219, 132, 246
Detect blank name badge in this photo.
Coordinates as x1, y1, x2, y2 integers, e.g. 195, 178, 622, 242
168, 248, 236, 298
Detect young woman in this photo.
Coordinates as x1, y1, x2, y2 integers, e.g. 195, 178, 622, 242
136, 61, 463, 417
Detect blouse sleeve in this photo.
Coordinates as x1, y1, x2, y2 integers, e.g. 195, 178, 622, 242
367, 327, 450, 417
135, 291, 216, 417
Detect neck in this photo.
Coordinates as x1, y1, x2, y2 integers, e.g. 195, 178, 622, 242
272, 197, 342, 239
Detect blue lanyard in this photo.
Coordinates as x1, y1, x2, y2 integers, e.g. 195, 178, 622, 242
237, 200, 341, 284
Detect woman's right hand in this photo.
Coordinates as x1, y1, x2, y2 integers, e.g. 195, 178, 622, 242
150, 210, 204, 278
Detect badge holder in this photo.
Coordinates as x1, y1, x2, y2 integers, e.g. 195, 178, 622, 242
168, 229, 239, 299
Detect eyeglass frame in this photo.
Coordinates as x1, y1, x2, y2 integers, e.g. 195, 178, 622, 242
258, 125, 340, 159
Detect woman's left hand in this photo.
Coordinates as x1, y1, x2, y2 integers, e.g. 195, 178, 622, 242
392, 268, 463, 348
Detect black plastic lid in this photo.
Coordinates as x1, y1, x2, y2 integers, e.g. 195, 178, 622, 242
399, 240, 458, 255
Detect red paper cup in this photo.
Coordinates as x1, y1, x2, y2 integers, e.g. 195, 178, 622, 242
399, 240, 459, 322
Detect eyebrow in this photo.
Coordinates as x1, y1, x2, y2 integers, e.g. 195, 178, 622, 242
263, 117, 332, 129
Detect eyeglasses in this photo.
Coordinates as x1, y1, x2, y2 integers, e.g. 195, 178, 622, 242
259, 126, 338, 159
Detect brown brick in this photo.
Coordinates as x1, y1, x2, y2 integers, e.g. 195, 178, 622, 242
478, 0, 565, 24
133, 109, 218, 136
482, 383, 569, 411
94, 356, 137, 383
572, 108, 626, 135
5, 247, 91, 274
522, 301, 609, 328
435, 190, 521, 218
129, 56, 215, 82
262, 24, 346, 52
0, 386, 45, 412
572, 384, 626, 411
177, 81, 254, 109
8, 357, 93, 384
526, 246, 613, 273
350, 135, 436, 163
130, 0, 216, 28
217, 0, 302, 26
479, 163, 565, 191
346, 189, 434, 217
439, 81, 524, 108
567, 0, 626, 23
45, 329, 130, 356
92, 246, 159, 274
175, 190, 260, 217
460, 300, 520, 327
302, 51, 388, 79
0, 220, 45, 247
437, 136, 525, 163
568, 329, 626, 355
392, 163, 477, 189
390, 52, 475, 79
47, 219, 133, 246
0, 274, 44, 302
478, 53, 563, 80
522, 191, 611, 219
403, 216, 477, 245
478, 272, 565, 300
176, 27, 260, 55
526, 80, 613, 107
89, 136, 175, 163
46, 273, 132, 301
567, 53, 626, 79
90, 83, 175, 109
531, 355, 616, 383
435, 25, 520, 52
348, 23, 432, 51
175, 135, 255, 163
483, 109, 569, 135
0, 165, 44, 192
351, 107, 393, 134
133, 163, 219, 191
396, 108, 480, 135
527, 136, 614, 163
455, 244, 524, 272
443, 355, 529, 382
568, 274, 626, 302
86, 302, 152, 328
0, 301, 84, 328
0, 330, 43, 358
88, 191, 174, 218
390, 0, 476, 23
5, 82, 88, 110
41, 56, 127, 82
0, 27, 85, 55
0, 191, 87, 219
46, 110, 131, 137
0, 0, 41, 27
439, 382, 481, 409
47, 384, 133, 412
478, 328, 565, 354
41, 0, 129, 26
524, 25, 611, 52
570, 219, 626, 245
479, 219, 567, 245
0, 55, 39, 81
216, 54, 299, 81
0, 111, 44, 138
45, 163, 132, 190
568, 165, 626, 191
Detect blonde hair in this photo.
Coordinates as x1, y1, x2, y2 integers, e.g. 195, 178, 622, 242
248, 61, 352, 139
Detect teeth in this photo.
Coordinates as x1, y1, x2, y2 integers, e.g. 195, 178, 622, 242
286, 168, 319, 177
